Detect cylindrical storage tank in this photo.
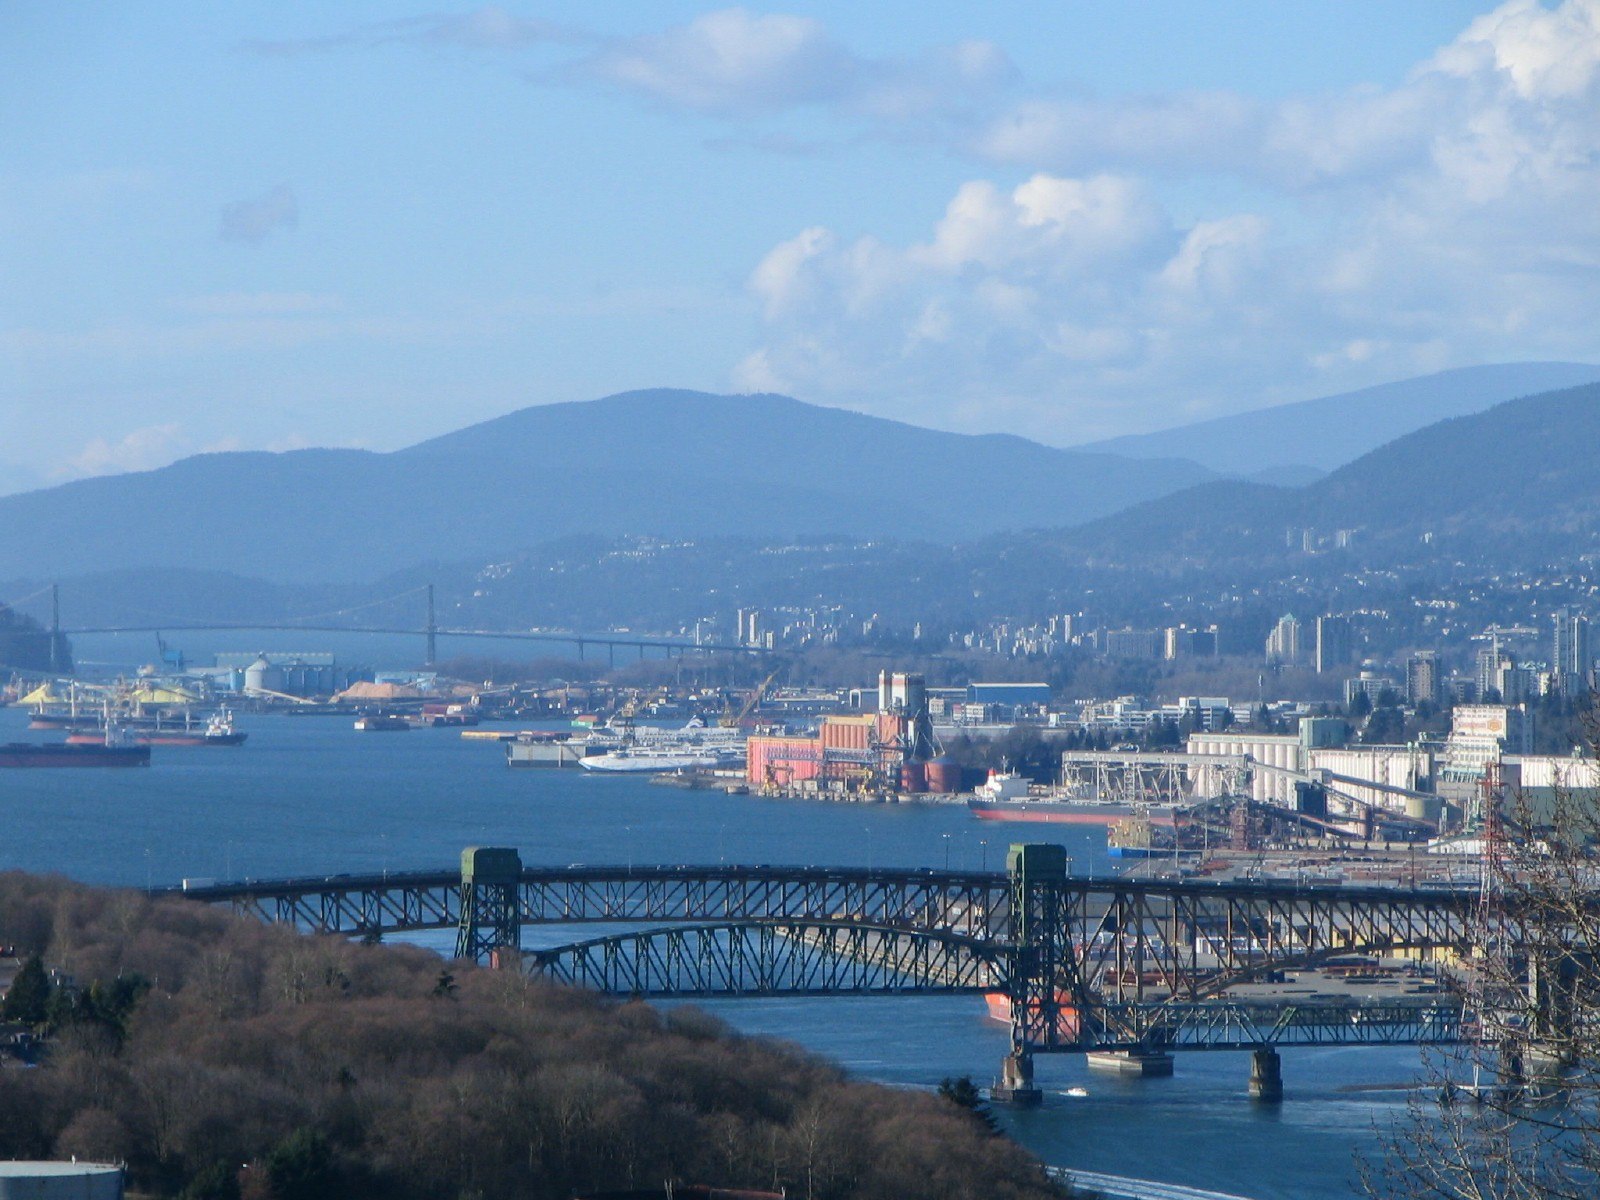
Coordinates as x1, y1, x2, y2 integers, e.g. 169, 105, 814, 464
0, 1162, 124, 1199
1405, 794, 1443, 824
243, 655, 284, 694
899, 762, 926, 793
924, 757, 961, 793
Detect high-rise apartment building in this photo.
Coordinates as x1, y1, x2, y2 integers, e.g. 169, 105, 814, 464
1266, 614, 1302, 664
1405, 651, 1439, 706
1314, 616, 1352, 674
1552, 609, 1592, 697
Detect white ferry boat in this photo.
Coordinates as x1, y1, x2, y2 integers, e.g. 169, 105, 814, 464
579, 745, 743, 774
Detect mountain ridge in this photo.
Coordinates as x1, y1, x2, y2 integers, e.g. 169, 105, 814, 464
1079, 362, 1600, 475
0, 388, 1216, 584
1059, 381, 1600, 563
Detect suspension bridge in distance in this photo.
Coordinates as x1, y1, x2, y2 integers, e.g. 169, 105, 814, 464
168, 844, 1543, 1104
31, 582, 763, 669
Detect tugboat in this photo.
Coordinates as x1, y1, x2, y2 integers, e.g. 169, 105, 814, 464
354, 713, 411, 732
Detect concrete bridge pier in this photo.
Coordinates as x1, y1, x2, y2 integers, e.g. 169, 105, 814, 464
992, 1052, 1043, 1106
1248, 1046, 1283, 1102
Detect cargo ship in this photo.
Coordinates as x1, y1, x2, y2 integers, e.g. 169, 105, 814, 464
982, 990, 1080, 1039
0, 740, 151, 768
65, 710, 246, 747
966, 771, 1181, 826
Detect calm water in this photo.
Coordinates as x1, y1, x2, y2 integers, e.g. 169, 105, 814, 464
0, 708, 1419, 1198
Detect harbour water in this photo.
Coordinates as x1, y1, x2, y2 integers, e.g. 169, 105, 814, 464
0, 708, 1421, 1198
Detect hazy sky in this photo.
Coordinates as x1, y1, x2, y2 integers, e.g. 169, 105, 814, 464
5, 1, 1599, 492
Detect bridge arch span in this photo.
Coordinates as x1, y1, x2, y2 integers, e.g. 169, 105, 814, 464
525, 919, 1007, 998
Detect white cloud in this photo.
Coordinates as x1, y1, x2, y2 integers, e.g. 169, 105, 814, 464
46, 426, 332, 486
219, 184, 299, 243
581, 8, 1015, 118
738, 0, 1600, 440
265, 6, 1016, 121
589, 9, 856, 113
975, 92, 1265, 175
1433, 0, 1600, 100
59, 424, 189, 480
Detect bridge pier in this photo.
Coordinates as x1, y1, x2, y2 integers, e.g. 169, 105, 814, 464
1248, 1046, 1283, 1102
992, 1051, 1042, 1106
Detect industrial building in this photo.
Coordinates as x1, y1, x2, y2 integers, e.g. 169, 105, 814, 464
201, 652, 372, 699
1437, 704, 1533, 806
964, 682, 1051, 713
746, 672, 949, 792
1187, 722, 1433, 813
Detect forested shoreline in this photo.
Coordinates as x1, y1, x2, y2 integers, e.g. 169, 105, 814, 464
0, 873, 1059, 1200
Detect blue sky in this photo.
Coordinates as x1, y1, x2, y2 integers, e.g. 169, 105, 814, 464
4, 2, 1598, 491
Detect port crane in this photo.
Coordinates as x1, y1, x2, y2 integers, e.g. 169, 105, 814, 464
721, 664, 784, 728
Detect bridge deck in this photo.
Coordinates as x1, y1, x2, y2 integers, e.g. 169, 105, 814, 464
170, 861, 1483, 1052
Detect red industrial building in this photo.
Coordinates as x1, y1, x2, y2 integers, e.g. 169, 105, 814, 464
746, 673, 943, 792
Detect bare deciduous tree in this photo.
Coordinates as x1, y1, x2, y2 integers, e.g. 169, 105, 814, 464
1368, 739, 1600, 1199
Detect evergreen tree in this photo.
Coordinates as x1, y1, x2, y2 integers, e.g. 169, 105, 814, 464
937, 1075, 999, 1136
0, 955, 51, 1026
265, 1128, 339, 1200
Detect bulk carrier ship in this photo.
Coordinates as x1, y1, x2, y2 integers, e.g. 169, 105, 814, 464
0, 732, 151, 768
965, 770, 1181, 826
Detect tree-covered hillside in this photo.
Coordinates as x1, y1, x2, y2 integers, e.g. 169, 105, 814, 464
0, 874, 1057, 1200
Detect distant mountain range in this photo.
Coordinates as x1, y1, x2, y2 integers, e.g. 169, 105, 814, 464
1079, 362, 1600, 477
6, 370, 1599, 628
0, 389, 1216, 583
1056, 381, 1600, 565
12, 382, 1600, 649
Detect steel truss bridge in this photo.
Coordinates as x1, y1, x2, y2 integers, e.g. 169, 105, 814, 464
175, 848, 1524, 1097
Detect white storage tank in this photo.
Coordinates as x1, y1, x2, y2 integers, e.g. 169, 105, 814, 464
0, 1162, 123, 1199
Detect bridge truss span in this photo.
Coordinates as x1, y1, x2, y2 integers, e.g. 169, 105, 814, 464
192, 866, 1014, 943
526, 919, 1006, 997
186, 854, 1502, 1087
1064, 881, 1480, 1010
516, 867, 1012, 941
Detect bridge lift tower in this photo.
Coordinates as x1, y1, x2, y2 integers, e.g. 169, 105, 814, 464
456, 846, 522, 963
